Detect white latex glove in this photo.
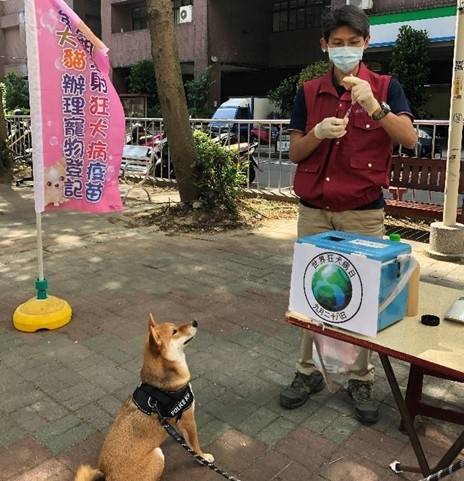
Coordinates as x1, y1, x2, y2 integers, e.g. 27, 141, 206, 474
342, 76, 380, 116
314, 117, 349, 140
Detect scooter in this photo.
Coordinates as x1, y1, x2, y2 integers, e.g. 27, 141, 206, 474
212, 132, 259, 185
126, 122, 163, 147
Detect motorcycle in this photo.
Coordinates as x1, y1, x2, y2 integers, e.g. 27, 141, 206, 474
123, 122, 172, 179
211, 131, 259, 185
123, 126, 259, 185
126, 122, 163, 147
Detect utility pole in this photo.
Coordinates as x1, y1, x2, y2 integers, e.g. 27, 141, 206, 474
428, 0, 464, 261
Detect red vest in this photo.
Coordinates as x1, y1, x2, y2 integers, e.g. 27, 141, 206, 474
293, 63, 392, 211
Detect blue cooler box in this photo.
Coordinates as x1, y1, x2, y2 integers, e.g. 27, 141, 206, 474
296, 231, 412, 332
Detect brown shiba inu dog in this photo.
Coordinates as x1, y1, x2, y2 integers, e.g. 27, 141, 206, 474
74, 314, 213, 481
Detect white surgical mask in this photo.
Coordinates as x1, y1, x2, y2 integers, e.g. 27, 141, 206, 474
328, 46, 364, 73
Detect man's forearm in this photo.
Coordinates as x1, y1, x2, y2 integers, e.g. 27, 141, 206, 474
289, 130, 323, 164
378, 114, 417, 150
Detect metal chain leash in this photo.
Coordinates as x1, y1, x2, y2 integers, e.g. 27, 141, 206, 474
418, 460, 464, 481
156, 412, 242, 481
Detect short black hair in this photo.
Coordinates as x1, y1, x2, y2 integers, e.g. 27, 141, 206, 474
321, 5, 370, 42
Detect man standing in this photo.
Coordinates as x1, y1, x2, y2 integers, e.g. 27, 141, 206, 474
279, 5, 417, 424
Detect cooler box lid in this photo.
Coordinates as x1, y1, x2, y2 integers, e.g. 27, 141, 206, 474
296, 231, 411, 262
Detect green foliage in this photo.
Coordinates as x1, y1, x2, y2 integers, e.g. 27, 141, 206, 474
128, 60, 160, 116
128, 60, 157, 96
391, 25, 430, 117
3, 72, 30, 112
0, 140, 12, 177
0, 83, 11, 180
298, 61, 331, 87
268, 61, 331, 117
192, 130, 245, 213
268, 75, 299, 118
185, 67, 214, 118
0, 83, 5, 113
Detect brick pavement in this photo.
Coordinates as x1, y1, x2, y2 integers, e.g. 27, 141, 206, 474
0, 185, 463, 481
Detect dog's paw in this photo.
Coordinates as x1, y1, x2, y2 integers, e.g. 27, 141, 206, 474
202, 453, 215, 463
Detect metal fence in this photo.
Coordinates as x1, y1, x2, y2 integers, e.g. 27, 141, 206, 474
5, 115, 457, 195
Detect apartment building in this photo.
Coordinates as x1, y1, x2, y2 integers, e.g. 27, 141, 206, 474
0, 0, 100, 78
1, 0, 458, 117
102, 0, 271, 107
102, 0, 457, 116
0, 0, 27, 77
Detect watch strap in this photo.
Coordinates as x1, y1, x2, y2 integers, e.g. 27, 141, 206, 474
371, 102, 390, 121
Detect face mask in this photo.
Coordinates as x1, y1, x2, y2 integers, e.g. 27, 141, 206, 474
328, 46, 364, 73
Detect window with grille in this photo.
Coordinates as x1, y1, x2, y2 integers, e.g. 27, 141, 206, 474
174, 0, 193, 24
272, 0, 330, 33
132, 6, 147, 31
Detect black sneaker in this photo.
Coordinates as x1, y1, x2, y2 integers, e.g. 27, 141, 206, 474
279, 371, 325, 409
347, 379, 379, 424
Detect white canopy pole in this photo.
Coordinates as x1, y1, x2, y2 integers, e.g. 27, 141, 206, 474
443, 0, 464, 227
428, 0, 464, 261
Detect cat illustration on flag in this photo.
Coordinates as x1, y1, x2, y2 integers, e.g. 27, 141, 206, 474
44, 158, 68, 207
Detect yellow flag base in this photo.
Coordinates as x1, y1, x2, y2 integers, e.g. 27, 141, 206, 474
13, 296, 72, 333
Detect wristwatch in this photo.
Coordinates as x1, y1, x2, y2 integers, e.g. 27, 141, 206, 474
371, 101, 391, 121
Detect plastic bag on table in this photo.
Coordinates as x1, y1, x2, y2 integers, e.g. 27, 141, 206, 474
313, 333, 361, 392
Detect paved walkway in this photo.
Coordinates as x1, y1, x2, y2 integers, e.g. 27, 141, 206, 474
0, 184, 463, 481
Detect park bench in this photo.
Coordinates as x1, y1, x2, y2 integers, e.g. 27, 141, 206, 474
385, 155, 464, 224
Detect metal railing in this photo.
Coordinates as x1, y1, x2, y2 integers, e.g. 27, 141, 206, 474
5, 115, 32, 158
124, 116, 294, 193
6, 115, 458, 196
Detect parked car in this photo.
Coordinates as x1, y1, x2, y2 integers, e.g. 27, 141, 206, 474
394, 127, 444, 158
275, 127, 291, 155
250, 125, 279, 145
209, 97, 275, 138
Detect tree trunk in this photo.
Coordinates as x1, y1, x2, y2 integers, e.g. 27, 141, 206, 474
0, 92, 12, 185
146, 0, 199, 203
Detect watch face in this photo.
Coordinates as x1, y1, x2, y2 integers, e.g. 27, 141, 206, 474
381, 102, 391, 113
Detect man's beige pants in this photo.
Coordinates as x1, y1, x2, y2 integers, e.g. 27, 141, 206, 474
296, 205, 385, 383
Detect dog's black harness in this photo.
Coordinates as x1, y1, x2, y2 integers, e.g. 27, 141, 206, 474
132, 381, 241, 481
132, 382, 194, 421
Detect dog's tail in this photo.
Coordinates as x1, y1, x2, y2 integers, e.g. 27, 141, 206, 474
74, 465, 105, 481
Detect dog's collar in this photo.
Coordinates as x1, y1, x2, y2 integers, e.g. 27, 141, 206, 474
132, 382, 194, 421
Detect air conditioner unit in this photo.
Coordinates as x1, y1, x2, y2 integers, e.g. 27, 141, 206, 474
346, 0, 373, 9
179, 5, 193, 24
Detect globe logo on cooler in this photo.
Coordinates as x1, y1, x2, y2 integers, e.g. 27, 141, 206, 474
311, 264, 352, 312
303, 252, 363, 324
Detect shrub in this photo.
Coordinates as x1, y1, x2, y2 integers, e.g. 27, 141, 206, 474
185, 67, 214, 118
128, 60, 161, 117
192, 130, 245, 214
3, 73, 30, 112
268, 75, 299, 118
268, 61, 331, 117
298, 61, 331, 87
391, 26, 430, 117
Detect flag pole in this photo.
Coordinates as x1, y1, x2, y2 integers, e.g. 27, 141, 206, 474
13, 0, 72, 332
35, 212, 49, 300
37, 212, 44, 280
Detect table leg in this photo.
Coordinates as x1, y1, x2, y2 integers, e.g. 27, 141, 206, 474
379, 353, 431, 476
434, 432, 464, 472
400, 364, 424, 432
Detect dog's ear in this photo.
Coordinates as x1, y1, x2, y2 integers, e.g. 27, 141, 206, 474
148, 312, 157, 328
148, 314, 161, 350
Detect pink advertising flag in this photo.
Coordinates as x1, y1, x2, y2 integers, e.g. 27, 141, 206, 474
25, 0, 124, 213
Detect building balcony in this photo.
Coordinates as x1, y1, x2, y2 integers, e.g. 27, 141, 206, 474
109, 24, 196, 68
